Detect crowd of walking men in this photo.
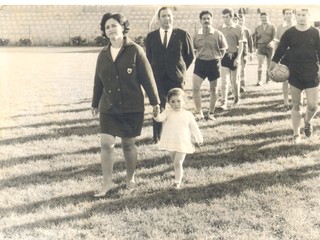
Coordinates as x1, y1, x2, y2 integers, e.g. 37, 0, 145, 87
146, 7, 320, 145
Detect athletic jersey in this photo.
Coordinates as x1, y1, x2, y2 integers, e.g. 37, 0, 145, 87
273, 26, 320, 64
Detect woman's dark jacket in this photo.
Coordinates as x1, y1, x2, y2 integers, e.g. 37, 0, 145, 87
92, 37, 160, 114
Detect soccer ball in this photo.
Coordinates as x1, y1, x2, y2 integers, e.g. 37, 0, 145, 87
270, 64, 290, 82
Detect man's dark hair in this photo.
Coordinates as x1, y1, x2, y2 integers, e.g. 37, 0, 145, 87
158, 7, 172, 18
282, 8, 292, 15
222, 8, 234, 18
199, 10, 212, 19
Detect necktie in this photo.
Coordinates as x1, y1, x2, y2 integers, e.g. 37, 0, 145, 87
163, 30, 168, 48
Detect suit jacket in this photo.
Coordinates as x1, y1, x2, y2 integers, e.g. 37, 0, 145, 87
145, 28, 194, 84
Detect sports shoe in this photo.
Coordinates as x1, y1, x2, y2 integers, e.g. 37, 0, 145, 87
195, 112, 205, 121
281, 105, 291, 112
220, 101, 227, 110
292, 135, 301, 144
234, 97, 240, 105
304, 122, 313, 137
206, 112, 216, 121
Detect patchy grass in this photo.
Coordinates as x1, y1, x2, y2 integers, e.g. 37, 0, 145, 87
1, 47, 320, 239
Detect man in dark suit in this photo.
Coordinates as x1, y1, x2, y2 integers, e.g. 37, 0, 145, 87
146, 6, 195, 143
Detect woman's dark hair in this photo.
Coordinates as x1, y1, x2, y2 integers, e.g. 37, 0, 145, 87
100, 13, 130, 38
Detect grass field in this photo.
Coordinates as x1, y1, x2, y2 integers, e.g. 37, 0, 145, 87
1, 47, 320, 239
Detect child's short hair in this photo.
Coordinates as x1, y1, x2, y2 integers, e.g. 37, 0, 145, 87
167, 88, 185, 101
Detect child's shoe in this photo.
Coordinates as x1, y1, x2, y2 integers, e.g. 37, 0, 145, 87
172, 183, 181, 190
292, 135, 301, 144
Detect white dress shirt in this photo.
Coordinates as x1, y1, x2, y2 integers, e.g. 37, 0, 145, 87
159, 27, 173, 48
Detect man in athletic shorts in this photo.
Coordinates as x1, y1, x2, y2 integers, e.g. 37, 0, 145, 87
254, 12, 276, 86
218, 8, 245, 110
193, 10, 228, 120
269, 8, 320, 144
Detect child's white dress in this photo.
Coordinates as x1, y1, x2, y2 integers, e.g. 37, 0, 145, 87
154, 109, 203, 153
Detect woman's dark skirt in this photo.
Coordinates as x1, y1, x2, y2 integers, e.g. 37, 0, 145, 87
99, 112, 144, 138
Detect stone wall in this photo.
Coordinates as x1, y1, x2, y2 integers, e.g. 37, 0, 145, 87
0, 5, 319, 46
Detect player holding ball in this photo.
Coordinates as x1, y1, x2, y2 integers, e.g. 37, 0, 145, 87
268, 8, 320, 144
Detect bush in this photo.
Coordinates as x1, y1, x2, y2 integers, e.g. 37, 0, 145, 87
94, 36, 109, 46
133, 35, 146, 48
70, 36, 87, 46
0, 38, 10, 46
17, 38, 31, 46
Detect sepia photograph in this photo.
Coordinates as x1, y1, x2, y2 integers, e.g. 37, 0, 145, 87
1, 1, 320, 239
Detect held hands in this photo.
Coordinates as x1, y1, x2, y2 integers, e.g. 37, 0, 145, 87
91, 107, 99, 117
153, 105, 160, 118
233, 57, 240, 67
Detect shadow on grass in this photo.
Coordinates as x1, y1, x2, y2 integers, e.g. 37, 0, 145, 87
214, 113, 289, 127
137, 128, 320, 171
0, 162, 100, 189
0, 118, 96, 131
0, 147, 169, 189
187, 141, 320, 169
215, 100, 285, 118
0, 124, 99, 145
0, 146, 100, 168
2, 162, 320, 233
219, 125, 320, 143
4, 128, 319, 192
138, 127, 320, 170
4, 126, 318, 187
139, 125, 320, 169
9, 107, 91, 119
242, 89, 283, 99
0, 153, 171, 190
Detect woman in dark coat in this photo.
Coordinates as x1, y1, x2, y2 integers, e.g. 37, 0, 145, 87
91, 13, 160, 197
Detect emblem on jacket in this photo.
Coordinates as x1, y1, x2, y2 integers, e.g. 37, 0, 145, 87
127, 68, 132, 74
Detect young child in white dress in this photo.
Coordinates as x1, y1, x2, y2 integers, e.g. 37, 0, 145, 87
154, 88, 203, 189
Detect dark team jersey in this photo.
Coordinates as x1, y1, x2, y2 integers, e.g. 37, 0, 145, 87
272, 26, 320, 64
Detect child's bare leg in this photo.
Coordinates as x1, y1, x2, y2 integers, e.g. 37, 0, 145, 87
172, 152, 187, 186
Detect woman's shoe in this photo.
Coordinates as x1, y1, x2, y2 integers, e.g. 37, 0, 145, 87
93, 183, 116, 197
126, 181, 136, 189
